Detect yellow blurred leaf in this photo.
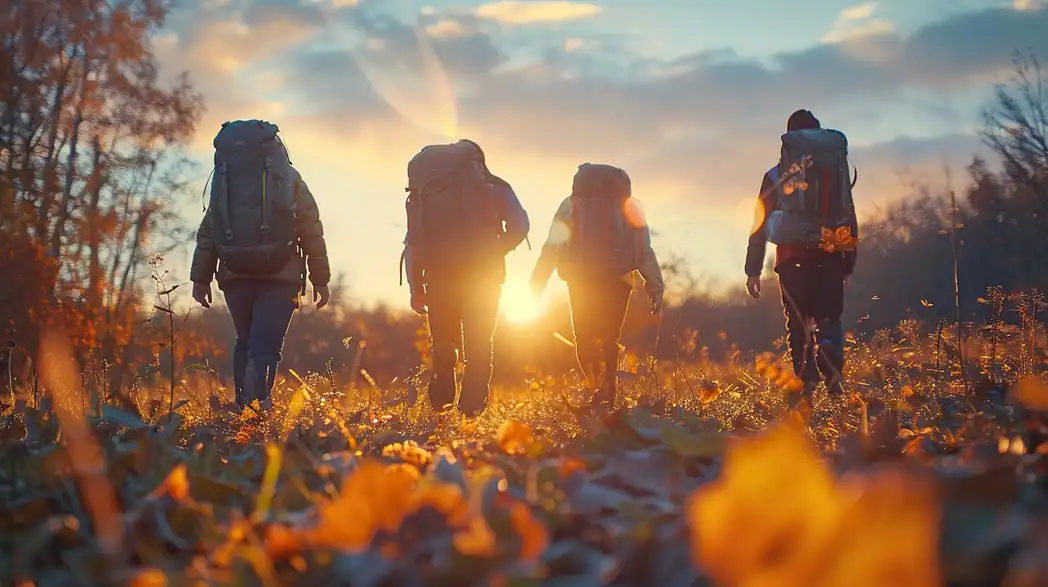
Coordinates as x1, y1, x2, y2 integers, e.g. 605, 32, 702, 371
686, 421, 941, 587
688, 420, 841, 586
148, 464, 191, 503
254, 443, 283, 520
497, 419, 535, 456
126, 568, 167, 587
1013, 377, 1048, 410
509, 502, 549, 562
454, 516, 497, 557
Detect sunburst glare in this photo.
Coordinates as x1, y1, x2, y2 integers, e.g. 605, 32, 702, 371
346, 7, 459, 140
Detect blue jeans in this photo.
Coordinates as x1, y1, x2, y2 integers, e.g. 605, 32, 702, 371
223, 280, 300, 407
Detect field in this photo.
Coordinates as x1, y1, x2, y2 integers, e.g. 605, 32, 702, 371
2, 319, 1047, 587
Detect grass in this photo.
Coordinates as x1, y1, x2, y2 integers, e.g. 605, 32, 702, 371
1, 320, 1047, 587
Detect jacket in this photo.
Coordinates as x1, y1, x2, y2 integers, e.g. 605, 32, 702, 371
745, 166, 859, 277
190, 167, 331, 290
530, 195, 665, 304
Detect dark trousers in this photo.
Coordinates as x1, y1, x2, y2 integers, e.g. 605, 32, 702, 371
776, 255, 845, 385
425, 276, 502, 415
568, 278, 632, 402
223, 280, 299, 407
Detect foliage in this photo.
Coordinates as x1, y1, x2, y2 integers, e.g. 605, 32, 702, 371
1, 318, 1047, 586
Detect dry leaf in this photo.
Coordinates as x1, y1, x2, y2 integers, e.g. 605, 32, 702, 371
819, 226, 859, 253
1013, 377, 1048, 411
453, 516, 497, 557
148, 464, 191, 503
497, 419, 535, 455
509, 502, 549, 562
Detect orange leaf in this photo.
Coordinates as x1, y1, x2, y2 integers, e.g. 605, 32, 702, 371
453, 517, 497, 557
509, 502, 549, 562
148, 464, 191, 503
1013, 376, 1048, 410
497, 419, 535, 455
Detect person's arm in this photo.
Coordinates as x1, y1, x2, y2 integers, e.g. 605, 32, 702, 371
189, 209, 218, 284
494, 179, 530, 253
293, 169, 331, 288
626, 198, 665, 307
403, 229, 424, 293
744, 172, 776, 278
529, 197, 572, 292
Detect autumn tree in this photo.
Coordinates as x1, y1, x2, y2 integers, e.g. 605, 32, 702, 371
0, 0, 203, 374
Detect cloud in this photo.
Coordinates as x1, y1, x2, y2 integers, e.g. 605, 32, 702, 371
822, 3, 894, 44
426, 19, 469, 38
273, 3, 1045, 198
157, 0, 1044, 299
474, 1, 602, 25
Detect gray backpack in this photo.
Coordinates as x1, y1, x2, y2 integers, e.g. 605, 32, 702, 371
765, 128, 857, 247
404, 141, 502, 272
563, 163, 638, 281
208, 120, 299, 276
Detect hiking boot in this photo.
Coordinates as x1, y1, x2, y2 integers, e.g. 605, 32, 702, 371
428, 372, 457, 413
826, 379, 846, 399
458, 390, 488, 418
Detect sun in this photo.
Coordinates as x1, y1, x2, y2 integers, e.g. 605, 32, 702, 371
500, 281, 541, 324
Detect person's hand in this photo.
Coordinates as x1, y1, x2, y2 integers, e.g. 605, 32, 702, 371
313, 285, 330, 310
192, 282, 212, 308
410, 288, 428, 315
746, 276, 762, 300
843, 274, 852, 289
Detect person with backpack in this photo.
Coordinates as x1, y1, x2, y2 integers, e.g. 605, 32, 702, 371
529, 163, 664, 408
402, 139, 529, 417
190, 119, 331, 412
745, 109, 859, 401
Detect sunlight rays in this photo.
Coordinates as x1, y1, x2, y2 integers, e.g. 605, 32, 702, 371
500, 279, 542, 323
345, 3, 459, 140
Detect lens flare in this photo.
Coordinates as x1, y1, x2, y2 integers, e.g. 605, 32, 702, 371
348, 16, 459, 140
501, 280, 541, 324
736, 196, 765, 236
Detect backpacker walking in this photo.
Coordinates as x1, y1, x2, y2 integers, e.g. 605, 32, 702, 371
745, 109, 859, 401
190, 119, 331, 411
402, 139, 529, 417
530, 163, 664, 408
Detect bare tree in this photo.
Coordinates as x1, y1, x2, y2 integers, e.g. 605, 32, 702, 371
981, 51, 1048, 199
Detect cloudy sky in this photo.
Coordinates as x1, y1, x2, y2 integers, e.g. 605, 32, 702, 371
155, 0, 1047, 308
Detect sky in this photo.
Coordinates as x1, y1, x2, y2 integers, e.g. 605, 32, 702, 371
153, 0, 1048, 310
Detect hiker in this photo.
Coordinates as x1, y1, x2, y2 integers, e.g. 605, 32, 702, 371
190, 119, 331, 411
402, 139, 529, 417
530, 163, 664, 408
745, 109, 859, 399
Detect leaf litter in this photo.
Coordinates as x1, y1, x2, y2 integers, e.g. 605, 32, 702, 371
1, 334, 1048, 586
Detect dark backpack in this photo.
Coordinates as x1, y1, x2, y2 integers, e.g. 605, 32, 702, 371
404, 141, 502, 272
765, 128, 857, 247
208, 120, 299, 276
564, 163, 638, 281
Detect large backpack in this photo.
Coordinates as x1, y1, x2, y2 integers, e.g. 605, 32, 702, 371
563, 163, 638, 281
208, 120, 299, 276
765, 128, 857, 247
404, 141, 502, 273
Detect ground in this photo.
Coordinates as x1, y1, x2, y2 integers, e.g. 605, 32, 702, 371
1, 326, 1048, 587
